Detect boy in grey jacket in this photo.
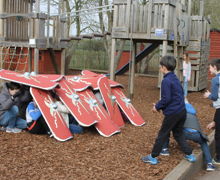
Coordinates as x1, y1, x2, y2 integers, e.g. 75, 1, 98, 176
0, 82, 29, 133
161, 102, 215, 171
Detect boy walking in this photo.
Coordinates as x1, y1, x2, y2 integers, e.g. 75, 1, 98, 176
141, 56, 196, 165
204, 58, 220, 165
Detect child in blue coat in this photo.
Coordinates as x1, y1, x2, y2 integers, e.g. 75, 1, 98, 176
160, 102, 215, 171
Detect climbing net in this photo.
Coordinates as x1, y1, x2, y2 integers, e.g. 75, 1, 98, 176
0, 46, 29, 73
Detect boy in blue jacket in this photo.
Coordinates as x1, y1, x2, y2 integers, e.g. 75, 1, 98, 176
141, 56, 195, 165
160, 102, 215, 171
204, 58, 220, 165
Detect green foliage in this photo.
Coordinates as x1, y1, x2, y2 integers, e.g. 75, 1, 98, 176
204, 0, 220, 29
68, 39, 109, 70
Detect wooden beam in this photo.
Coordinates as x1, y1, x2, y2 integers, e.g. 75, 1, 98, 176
61, 49, 66, 75
129, 41, 136, 99
34, 48, 39, 74
199, 0, 204, 16
46, 0, 50, 48
28, 48, 32, 72
0, 0, 4, 38
110, 38, 116, 80
35, 0, 40, 13
188, 0, 192, 16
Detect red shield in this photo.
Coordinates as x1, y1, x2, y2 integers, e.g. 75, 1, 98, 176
81, 70, 99, 76
98, 76, 124, 127
44, 74, 64, 82
30, 87, 73, 141
108, 79, 123, 88
112, 87, 145, 126
82, 90, 120, 137
78, 75, 100, 90
64, 75, 92, 91
0, 69, 58, 90
55, 79, 97, 127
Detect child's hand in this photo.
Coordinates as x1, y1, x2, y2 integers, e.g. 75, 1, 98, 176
204, 90, 211, 98
207, 121, 215, 130
152, 103, 158, 113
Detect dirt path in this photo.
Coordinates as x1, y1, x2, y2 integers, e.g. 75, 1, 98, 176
0, 76, 214, 180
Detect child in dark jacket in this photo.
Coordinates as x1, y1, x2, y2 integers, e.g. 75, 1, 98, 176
141, 56, 195, 165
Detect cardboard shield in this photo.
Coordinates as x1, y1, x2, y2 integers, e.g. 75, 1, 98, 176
44, 74, 64, 82
0, 69, 58, 90
108, 79, 123, 88
82, 90, 120, 137
64, 75, 92, 91
111, 87, 145, 126
55, 79, 97, 127
98, 76, 125, 127
30, 87, 73, 142
77, 75, 100, 90
81, 70, 99, 76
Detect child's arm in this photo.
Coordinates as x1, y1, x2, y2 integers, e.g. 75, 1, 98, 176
207, 121, 215, 130
206, 78, 219, 101
155, 79, 171, 111
27, 102, 42, 120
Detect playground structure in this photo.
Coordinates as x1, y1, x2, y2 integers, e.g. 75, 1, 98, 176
110, 0, 210, 95
0, 0, 210, 94
0, 0, 68, 74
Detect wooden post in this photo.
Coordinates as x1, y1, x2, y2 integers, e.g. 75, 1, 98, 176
47, 0, 50, 48
61, 49, 66, 75
147, 0, 153, 37
188, 0, 192, 16
129, 41, 136, 99
34, 48, 39, 74
35, 0, 40, 13
126, 0, 132, 34
28, 48, 32, 72
110, 38, 116, 80
199, 0, 204, 16
174, 2, 179, 77
0, 0, 4, 39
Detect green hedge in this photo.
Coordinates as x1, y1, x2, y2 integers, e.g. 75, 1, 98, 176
68, 40, 109, 70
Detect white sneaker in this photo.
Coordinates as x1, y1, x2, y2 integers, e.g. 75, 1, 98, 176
6, 127, 22, 133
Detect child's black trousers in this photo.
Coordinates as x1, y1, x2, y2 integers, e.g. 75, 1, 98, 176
151, 109, 193, 158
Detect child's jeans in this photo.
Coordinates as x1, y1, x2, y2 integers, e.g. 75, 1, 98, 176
162, 129, 212, 164
214, 108, 220, 160
183, 77, 188, 97
0, 105, 27, 129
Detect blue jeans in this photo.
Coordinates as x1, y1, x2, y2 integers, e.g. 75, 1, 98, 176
183, 77, 188, 97
0, 105, 27, 129
163, 130, 212, 164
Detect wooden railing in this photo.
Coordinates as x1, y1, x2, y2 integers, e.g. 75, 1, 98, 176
112, 0, 177, 40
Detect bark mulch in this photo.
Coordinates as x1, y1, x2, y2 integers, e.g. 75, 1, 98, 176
0, 75, 214, 180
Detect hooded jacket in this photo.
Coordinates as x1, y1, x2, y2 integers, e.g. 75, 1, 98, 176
0, 83, 31, 118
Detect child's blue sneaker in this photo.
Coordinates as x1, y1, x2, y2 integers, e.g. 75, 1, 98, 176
184, 154, 196, 163
206, 163, 215, 171
141, 154, 158, 165
160, 148, 170, 156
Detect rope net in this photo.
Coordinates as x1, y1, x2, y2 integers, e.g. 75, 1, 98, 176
0, 46, 29, 73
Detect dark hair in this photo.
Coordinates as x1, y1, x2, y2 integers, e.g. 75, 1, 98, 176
209, 59, 220, 71
6, 82, 21, 90
160, 56, 176, 71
